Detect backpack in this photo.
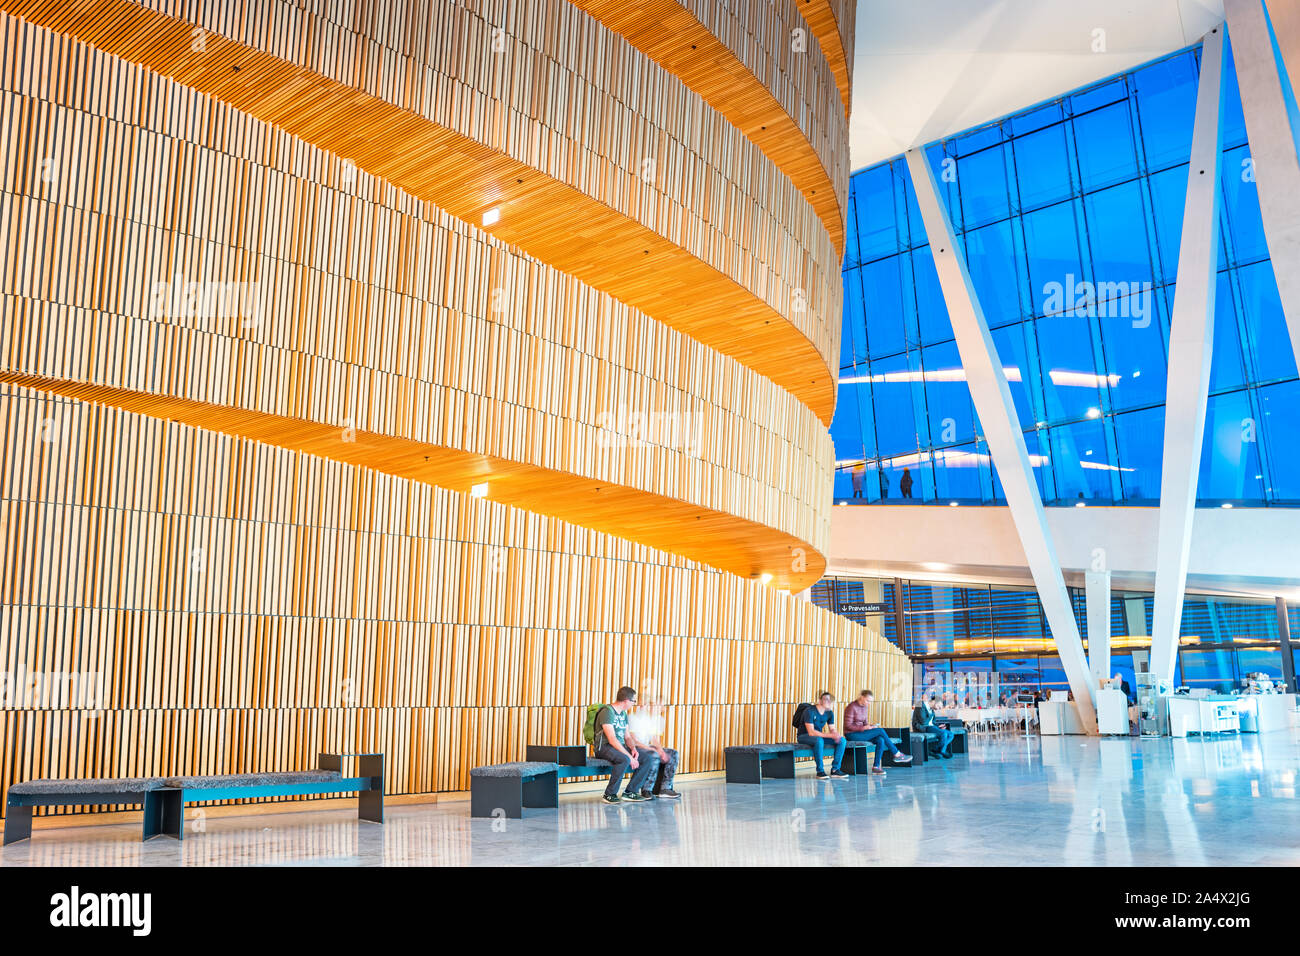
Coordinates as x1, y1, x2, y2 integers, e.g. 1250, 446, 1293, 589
792, 702, 814, 736
583, 703, 610, 749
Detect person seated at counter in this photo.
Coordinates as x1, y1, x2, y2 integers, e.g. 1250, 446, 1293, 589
843, 690, 912, 774
912, 697, 954, 759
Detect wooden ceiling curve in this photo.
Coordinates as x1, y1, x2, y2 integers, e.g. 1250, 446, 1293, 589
798, 0, 856, 116
0, 371, 828, 591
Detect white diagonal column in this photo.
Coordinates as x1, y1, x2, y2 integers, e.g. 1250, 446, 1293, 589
1150, 27, 1227, 685
1086, 570, 1112, 688
1225, 0, 1300, 378
905, 149, 1098, 733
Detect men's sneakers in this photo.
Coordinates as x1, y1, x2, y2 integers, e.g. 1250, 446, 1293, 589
622, 792, 650, 802
892, 752, 913, 763
830, 769, 850, 779
816, 771, 829, 779
602, 794, 621, 804
654, 789, 682, 799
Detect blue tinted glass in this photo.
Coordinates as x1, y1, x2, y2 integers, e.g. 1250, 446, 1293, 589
1010, 102, 1064, 137
844, 193, 862, 266
957, 144, 1012, 227
1073, 101, 1139, 190
1035, 313, 1103, 423
1096, 296, 1168, 411
1258, 380, 1300, 500
841, 269, 868, 369
1148, 163, 1189, 280
1070, 77, 1128, 114
1220, 144, 1268, 265
1024, 202, 1087, 317
861, 256, 908, 358
1112, 406, 1164, 500
911, 245, 953, 344
1236, 261, 1298, 384
921, 340, 976, 445
830, 383, 873, 461
836, 43, 1294, 513
1209, 272, 1247, 393
991, 323, 1039, 425
932, 443, 987, 501
852, 164, 901, 261
1012, 122, 1074, 211
1199, 390, 1266, 500
1047, 418, 1114, 501
869, 350, 924, 457
964, 219, 1025, 328
1084, 180, 1156, 293
1131, 51, 1197, 169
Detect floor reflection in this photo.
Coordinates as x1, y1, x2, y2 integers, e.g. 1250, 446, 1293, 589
3, 731, 1298, 866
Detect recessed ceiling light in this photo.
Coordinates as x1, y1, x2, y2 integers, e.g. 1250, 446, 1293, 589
1221, 502, 1233, 509
921, 562, 950, 571
482, 207, 500, 227
1075, 501, 1086, 508
759, 572, 773, 585
470, 482, 489, 498
948, 501, 959, 507
1086, 407, 1101, 419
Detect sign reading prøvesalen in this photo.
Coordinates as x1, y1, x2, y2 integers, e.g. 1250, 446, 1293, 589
839, 602, 889, 615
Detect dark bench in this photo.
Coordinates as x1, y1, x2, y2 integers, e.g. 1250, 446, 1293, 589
3, 752, 384, 844
471, 745, 673, 817
469, 762, 559, 818
889, 724, 968, 764
724, 738, 892, 784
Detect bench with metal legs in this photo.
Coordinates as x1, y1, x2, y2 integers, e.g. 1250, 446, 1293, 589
3, 753, 384, 845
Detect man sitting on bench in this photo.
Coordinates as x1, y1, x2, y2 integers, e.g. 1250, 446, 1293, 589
628, 695, 681, 800
594, 687, 659, 804
844, 689, 912, 774
912, 696, 954, 759
799, 692, 849, 779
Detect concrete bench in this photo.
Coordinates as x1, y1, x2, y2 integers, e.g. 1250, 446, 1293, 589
3, 753, 384, 844
724, 739, 889, 784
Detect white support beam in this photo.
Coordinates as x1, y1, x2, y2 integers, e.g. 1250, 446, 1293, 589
1086, 570, 1112, 689
1225, 0, 1300, 379
904, 148, 1098, 733
1150, 27, 1227, 685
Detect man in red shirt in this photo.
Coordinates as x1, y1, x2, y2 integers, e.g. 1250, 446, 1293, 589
843, 690, 912, 774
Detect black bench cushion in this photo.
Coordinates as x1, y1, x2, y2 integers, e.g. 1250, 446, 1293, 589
725, 744, 799, 754
9, 777, 165, 796
469, 762, 557, 778
162, 771, 342, 788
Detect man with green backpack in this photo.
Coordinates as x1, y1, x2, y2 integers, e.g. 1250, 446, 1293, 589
584, 686, 659, 804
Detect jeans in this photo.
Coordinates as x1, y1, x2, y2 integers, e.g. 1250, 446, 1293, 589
845, 728, 899, 768
797, 733, 846, 773
921, 724, 954, 755
636, 747, 678, 794
595, 743, 659, 797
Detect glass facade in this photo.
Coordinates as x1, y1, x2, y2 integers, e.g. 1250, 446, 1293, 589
813, 575, 1296, 699
834, 42, 1300, 505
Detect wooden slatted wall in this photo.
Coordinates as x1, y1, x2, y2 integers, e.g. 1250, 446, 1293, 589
0, 383, 912, 813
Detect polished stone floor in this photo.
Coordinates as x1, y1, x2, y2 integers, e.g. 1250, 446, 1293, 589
4, 731, 1299, 866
